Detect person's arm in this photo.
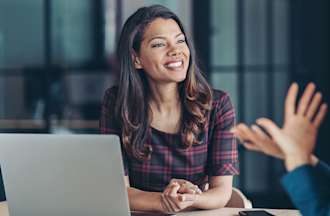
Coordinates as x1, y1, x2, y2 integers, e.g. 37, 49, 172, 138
100, 88, 163, 211
233, 83, 329, 216
125, 175, 163, 212
196, 91, 238, 209
281, 164, 330, 216
192, 176, 233, 209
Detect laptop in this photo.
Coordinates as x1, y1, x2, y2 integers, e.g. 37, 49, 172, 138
0, 134, 131, 216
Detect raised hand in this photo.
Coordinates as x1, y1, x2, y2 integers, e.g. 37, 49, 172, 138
232, 83, 327, 170
256, 83, 327, 170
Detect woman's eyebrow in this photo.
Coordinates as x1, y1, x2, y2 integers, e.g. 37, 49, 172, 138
147, 36, 166, 43
147, 33, 184, 43
175, 33, 184, 38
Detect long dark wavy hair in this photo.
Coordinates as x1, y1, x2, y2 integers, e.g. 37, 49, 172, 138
115, 5, 212, 160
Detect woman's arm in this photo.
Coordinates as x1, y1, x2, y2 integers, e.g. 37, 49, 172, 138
124, 176, 163, 212
192, 176, 233, 209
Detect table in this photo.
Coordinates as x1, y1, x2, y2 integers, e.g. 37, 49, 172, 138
0, 202, 300, 216
176, 208, 301, 216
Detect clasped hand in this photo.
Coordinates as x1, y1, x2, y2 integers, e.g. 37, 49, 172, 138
160, 179, 202, 213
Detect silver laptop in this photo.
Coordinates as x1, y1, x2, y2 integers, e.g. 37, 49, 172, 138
0, 134, 130, 216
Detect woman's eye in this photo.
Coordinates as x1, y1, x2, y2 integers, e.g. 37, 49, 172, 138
178, 39, 186, 43
151, 43, 165, 48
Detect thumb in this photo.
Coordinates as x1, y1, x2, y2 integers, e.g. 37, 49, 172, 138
169, 182, 181, 195
256, 118, 282, 142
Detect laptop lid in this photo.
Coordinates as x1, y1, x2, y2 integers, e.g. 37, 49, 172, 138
0, 134, 130, 216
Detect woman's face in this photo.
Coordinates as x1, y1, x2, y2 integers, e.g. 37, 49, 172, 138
134, 18, 190, 84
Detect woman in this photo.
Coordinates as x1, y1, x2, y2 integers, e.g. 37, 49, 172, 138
100, 5, 239, 213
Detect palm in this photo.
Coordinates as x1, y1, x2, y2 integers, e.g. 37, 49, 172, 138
279, 116, 317, 158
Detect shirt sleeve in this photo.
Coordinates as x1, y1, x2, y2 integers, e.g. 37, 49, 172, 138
99, 87, 129, 175
207, 92, 239, 176
281, 163, 330, 216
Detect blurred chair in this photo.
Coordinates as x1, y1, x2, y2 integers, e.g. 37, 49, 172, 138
226, 187, 252, 208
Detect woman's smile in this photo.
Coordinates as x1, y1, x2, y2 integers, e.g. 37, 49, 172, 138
164, 59, 184, 70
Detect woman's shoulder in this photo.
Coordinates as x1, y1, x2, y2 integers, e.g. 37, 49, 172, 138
211, 89, 230, 103
210, 88, 234, 112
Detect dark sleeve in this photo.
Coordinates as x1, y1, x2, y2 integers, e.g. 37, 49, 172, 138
281, 163, 330, 216
207, 92, 239, 176
99, 87, 129, 175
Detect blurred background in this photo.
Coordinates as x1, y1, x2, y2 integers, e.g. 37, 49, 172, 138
0, 0, 329, 209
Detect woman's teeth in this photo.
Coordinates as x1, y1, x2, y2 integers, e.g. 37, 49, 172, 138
165, 61, 182, 68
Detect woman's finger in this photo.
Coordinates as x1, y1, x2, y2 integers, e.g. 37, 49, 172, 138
178, 184, 201, 194
163, 182, 181, 211
161, 194, 175, 213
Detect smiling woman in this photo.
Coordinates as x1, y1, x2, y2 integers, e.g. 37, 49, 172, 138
100, 4, 239, 214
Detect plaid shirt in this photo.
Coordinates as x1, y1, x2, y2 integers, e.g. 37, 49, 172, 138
100, 87, 239, 192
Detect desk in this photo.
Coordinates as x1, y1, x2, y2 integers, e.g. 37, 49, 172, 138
0, 202, 300, 216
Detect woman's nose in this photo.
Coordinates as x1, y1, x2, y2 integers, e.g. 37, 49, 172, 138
168, 46, 181, 57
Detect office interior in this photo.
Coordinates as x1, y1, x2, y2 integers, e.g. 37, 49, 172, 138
0, 0, 329, 209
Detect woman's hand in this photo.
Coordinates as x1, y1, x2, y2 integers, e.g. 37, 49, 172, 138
160, 179, 201, 213
171, 179, 202, 194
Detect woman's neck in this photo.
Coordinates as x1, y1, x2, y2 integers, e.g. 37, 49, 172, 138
148, 82, 181, 113
148, 82, 182, 134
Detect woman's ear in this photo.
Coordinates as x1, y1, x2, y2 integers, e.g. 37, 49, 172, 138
132, 53, 143, 69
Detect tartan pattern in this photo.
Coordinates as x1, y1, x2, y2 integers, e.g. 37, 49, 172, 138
100, 87, 239, 192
